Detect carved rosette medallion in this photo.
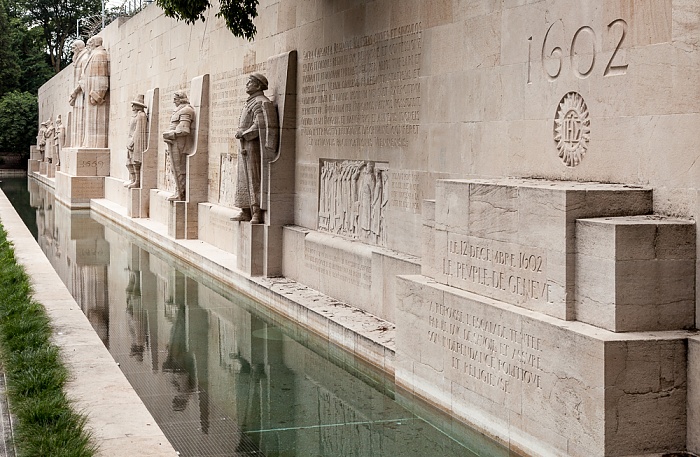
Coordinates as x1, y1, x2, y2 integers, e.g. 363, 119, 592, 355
553, 92, 590, 167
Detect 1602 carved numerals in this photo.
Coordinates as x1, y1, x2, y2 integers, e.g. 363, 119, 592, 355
527, 19, 628, 83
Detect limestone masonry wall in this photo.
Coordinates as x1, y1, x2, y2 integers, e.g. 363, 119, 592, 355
33, 1, 700, 455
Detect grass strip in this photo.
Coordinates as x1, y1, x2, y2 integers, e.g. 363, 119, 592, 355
0, 223, 96, 457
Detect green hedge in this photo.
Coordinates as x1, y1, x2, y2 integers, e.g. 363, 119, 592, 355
0, 224, 96, 456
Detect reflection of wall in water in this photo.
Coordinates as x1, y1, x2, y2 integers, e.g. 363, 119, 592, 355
31, 181, 111, 345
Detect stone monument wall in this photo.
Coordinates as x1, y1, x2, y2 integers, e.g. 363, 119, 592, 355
33, 1, 700, 455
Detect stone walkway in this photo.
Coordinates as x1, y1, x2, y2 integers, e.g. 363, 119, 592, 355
0, 371, 15, 457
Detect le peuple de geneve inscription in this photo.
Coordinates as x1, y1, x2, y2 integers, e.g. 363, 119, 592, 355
443, 234, 549, 305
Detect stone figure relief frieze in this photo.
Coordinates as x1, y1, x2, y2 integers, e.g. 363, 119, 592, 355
318, 159, 388, 247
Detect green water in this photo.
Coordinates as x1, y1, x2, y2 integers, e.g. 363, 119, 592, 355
5, 177, 511, 457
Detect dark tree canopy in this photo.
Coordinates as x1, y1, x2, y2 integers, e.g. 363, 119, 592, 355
0, 0, 53, 154
0, 91, 39, 154
155, 0, 259, 40
14, 0, 101, 73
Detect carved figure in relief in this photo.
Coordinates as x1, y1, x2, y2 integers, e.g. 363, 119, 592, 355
317, 160, 387, 246
54, 115, 64, 166
45, 118, 55, 163
68, 40, 89, 147
124, 95, 148, 189
163, 91, 194, 201
37, 120, 48, 161
380, 171, 388, 245
358, 162, 375, 239
231, 73, 279, 224
81, 36, 110, 148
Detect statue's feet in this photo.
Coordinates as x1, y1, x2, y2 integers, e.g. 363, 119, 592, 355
231, 208, 252, 222
167, 193, 181, 201
123, 180, 133, 188
127, 181, 140, 189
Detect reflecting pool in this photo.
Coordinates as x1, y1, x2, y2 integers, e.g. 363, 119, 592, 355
7, 177, 511, 457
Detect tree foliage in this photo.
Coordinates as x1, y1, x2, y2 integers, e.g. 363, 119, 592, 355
0, 92, 39, 154
155, 0, 259, 40
13, 0, 101, 73
0, 0, 20, 96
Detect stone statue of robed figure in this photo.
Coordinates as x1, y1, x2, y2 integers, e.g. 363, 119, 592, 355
231, 73, 279, 224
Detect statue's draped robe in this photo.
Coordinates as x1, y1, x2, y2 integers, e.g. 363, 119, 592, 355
82, 47, 110, 148
128, 110, 148, 164
234, 92, 269, 209
70, 49, 89, 148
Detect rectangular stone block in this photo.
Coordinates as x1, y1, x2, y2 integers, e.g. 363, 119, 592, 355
54, 172, 104, 209
576, 216, 696, 331
148, 189, 171, 230
29, 145, 40, 161
103, 176, 128, 209
28, 159, 39, 172
430, 179, 652, 320
237, 222, 264, 276
61, 148, 110, 176
689, 336, 700, 455
395, 274, 688, 457
198, 203, 239, 254
168, 201, 186, 239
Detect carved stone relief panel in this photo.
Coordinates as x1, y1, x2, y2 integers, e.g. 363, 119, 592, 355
218, 153, 237, 207
318, 159, 388, 247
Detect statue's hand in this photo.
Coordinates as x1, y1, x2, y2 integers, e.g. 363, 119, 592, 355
234, 129, 244, 139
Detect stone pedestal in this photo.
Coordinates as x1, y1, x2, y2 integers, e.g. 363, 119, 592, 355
28, 159, 39, 173
236, 222, 264, 276
396, 178, 694, 457
39, 161, 48, 175
395, 275, 687, 457
54, 147, 110, 209
61, 148, 110, 176
576, 216, 696, 332
427, 179, 652, 320
54, 173, 105, 209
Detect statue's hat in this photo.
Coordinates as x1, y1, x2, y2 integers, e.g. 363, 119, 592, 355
249, 72, 268, 90
131, 94, 147, 109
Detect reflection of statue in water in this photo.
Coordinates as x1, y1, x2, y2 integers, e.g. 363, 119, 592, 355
163, 91, 194, 201
68, 39, 89, 147
37, 120, 48, 161
81, 36, 110, 148
125, 268, 145, 362
124, 95, 148, 189
231, 73, 279, 224
162, 304, 196, 412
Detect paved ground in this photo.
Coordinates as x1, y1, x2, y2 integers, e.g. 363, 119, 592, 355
0, 371, 15, 457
